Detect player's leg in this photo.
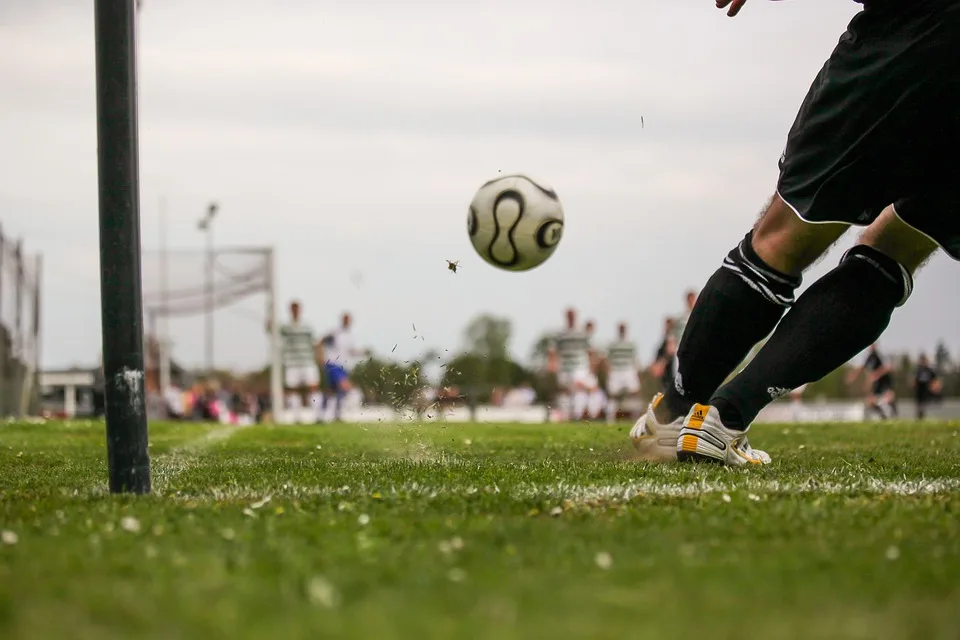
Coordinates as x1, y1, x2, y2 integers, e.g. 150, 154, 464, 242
571, 372, 589, 421
684, 207, 938, 462
320, 363, 336, 422
882, 388, 899, 419
866, 393, 886, 421
656, 193, 847, 425
916, 391, 927, 420
332, 367, 351, 421
626, 376, 642, 421
605, 373, 624, 424
554, 372, 573, 421
283, 367, 304, 423
675, 2, 959, 463
585, 373, 604, 420
305, 365, 323, 424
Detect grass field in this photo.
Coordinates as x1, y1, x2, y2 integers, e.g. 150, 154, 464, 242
2, 418, 960, 639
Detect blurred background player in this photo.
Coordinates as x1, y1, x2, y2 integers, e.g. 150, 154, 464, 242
605, 322, 641, 423
672, 289, 698, 343
546, 308, 591, 421
789, 383, 808, 422
319, 312, 367, 422
650, 317, 678, 394
913, 353, 942, 420
583, 319, 606, 420
846, 343, 898, 420
277, 300, 323, 424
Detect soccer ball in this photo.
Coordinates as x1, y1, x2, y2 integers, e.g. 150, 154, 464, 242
467, 174, 564, 272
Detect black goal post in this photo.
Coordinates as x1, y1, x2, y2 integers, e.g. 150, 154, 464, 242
94, 0, 151, 494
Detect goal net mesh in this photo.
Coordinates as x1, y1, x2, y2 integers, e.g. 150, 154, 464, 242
140, 247, 276, 388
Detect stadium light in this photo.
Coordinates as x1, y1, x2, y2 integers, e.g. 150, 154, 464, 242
198, 202, 218, 375
94, 0, 151, 494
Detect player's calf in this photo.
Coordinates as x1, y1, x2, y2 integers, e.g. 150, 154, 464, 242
709, 242, 918, 433
661, 227, 809, 422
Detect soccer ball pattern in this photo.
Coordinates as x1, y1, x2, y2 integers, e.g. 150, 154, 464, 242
467, 175, 564, 272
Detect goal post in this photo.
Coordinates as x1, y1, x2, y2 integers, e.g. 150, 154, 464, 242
140, 245, 283, 420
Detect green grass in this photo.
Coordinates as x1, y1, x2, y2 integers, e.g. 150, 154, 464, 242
2, 419, 960, 640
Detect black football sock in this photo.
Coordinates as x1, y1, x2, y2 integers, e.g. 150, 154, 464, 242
712, 245, 913, 429
662, 231, 800, 420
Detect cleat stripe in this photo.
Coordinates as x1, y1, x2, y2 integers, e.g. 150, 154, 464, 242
681, 434, 699, 452
687, 404, 708, 429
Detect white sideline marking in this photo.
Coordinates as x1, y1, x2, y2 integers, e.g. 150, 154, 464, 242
152, 424, 253, 495
169, 477, 960, 504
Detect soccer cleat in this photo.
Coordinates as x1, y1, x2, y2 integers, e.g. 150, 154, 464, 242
676, 403, 771, 466
629, 393, 684, 462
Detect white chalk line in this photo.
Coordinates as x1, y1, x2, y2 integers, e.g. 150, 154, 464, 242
165, 476, 960, 505
151, 424, 254, 495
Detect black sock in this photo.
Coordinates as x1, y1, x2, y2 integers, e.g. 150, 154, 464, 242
712, 245, 912, 429
664, 231, 800, 419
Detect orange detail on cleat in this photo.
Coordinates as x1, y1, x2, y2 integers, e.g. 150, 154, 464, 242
688, 404, 708, 429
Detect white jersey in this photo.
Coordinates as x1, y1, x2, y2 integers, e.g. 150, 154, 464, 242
606, 339, 637, 373
554, 329, 590, 374
279, 321, 316, 367
324, 328, 356, 368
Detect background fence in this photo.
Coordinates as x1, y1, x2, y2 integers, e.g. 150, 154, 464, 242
0, 223, 42, 417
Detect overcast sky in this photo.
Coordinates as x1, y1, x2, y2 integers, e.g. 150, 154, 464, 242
1, 0, 957, 373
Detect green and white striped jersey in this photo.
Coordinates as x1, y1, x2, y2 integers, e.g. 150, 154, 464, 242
606, 339, 637, 372
553, 329, 590, 373
279, 322, 316, 367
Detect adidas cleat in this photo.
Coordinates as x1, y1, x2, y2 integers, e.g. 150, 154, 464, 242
629, 393, 684, 462
676, 403, 771, 466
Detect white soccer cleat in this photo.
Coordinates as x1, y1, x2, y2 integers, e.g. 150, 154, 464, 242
676, 403, 771, 466
629, 393, 684, 462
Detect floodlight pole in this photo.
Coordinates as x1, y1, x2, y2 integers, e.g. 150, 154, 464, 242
94, 0, 151, 494
198, 202, 218, 375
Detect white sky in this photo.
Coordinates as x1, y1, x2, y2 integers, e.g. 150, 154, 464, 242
1, 0, 956, 372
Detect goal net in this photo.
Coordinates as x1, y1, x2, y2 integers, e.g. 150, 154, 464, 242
140, 246, 282, 419
0, 231, 41, 418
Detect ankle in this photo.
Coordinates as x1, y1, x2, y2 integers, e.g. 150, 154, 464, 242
712, 397, 747, 430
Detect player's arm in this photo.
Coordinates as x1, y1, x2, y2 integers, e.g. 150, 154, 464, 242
314, 334, 329, 362
845, 363, 865, 385
930, 373, 943, 394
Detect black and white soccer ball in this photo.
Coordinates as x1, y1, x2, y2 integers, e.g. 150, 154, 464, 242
467, 174, 564, 272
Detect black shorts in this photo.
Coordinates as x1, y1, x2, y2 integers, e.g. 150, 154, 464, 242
872, 376, 894, 396
777, 0, 960, 259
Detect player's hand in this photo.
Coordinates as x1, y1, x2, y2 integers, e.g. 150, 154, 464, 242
716, 0, 747, 17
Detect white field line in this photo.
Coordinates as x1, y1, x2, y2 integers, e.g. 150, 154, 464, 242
167, 476, 960, 505
151, 424, 253, 495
